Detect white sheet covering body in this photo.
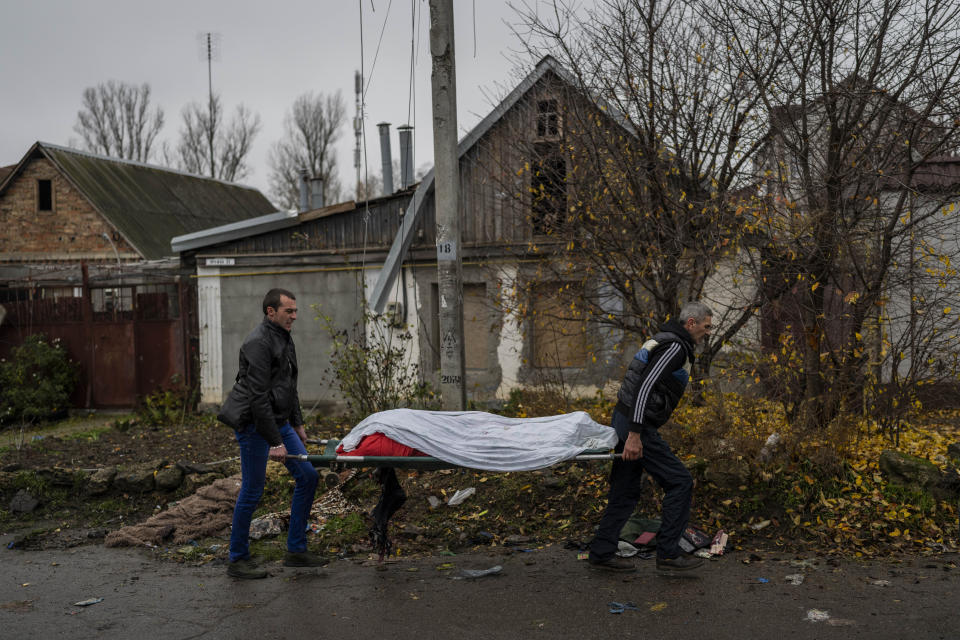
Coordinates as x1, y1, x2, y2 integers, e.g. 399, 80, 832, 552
339, 408, 618, 471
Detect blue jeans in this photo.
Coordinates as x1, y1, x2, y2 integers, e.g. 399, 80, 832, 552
589, 410, 693, 560
229, 422, 319, 562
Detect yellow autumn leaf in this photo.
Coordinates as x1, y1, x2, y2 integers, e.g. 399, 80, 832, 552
889, 529, 901, 537
650, 603, 668, 612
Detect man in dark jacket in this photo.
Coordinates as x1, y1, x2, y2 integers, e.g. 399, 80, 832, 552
218, 288, 323, 579
588, 301, 713, 573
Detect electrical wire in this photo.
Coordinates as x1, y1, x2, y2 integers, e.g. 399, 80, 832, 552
362, 0, 395, 101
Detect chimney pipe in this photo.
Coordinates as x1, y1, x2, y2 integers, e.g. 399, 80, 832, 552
377, 122, 394, 196
298, 169, 310, 212
398, 125, 414, 189
310, 177, 325, 209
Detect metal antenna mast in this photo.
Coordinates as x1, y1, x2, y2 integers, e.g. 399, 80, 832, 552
354, 70, 363, 197
198, 32, 221, 178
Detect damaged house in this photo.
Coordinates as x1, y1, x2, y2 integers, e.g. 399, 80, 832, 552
0, 142, 277, 407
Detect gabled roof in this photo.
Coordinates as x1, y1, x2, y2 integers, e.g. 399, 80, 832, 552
369, 55, 635, 312
0, 142, 278, 260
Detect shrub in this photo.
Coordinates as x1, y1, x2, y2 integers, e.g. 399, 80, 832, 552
318, 307, 437, 424
0, 334, 78, 426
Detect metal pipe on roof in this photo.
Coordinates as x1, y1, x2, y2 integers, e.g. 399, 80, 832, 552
310, 177, 324, 209
377, 122, 394, 196
299, 169, 310, 212
398, 125, 414, 189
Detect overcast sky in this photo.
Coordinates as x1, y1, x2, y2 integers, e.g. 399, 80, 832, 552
0, 0, 547, 205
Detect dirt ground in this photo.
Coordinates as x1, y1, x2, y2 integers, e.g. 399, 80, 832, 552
2, 414, 960, 638
0, 413, 238, 470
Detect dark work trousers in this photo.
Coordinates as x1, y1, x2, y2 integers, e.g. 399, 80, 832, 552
588, 410, 693, 561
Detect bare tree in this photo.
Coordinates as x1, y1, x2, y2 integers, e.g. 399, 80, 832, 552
709, 0, 960, 428
268, 91, 346, 209
73, 81, 164, 162
175, 94, 260, 182
494, 0, 788, 375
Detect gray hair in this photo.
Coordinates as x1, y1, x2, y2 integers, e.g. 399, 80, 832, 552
679, 301, 713, 323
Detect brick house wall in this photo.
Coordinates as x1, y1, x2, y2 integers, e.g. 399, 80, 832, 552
0, 157, 138, 262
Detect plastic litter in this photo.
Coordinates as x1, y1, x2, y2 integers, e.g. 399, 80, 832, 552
869, 579, 891, 587
750, 520, 771, 530
608, 601, 642, 614
73, 598, 104, 607
427, 496, 442, 508
756, 577, 769, 583
616, 541, 639, 558
447, 487, 476, 506
806, 609, 830, 622
785, 574, 805, 585
453, 565, 503, 580
709, 530, 728, 555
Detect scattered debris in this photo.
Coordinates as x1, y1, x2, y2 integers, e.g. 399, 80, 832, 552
649, 602, 668, 612
805, 608, 856, 626
249, 513, 285, 540
750, 520, 771, 531
453, 565, 503, 580
608, 601, 642, 614
785, 574, 805, 585
756, 577, 769, 583
868, 579, 891, 587
73, 598, 104, 607
709, 531, 728, 555
504, 534, 532, 546
806, 609, 830, 622
447, 487, 476, 506
427, 496, 441, 508
616, 541, 639, 558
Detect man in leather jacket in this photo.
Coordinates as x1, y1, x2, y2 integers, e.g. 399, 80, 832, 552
217, 288, 323, 579
587, 301, 713, 573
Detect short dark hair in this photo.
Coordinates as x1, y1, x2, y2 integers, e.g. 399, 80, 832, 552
263, 288, 296, 315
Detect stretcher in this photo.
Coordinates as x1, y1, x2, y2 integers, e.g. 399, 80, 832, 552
288, 438, 621, 562
290, 438, 620, 469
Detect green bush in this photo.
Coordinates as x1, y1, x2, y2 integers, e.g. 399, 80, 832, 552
138, 374, 196, 426
318, 307, 437, 424
0, 334, 78, 425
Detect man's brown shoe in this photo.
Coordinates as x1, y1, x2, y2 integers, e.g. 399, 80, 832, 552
588, 555, 637, 573
283, 551, 329, 567
656, 554, 703, 572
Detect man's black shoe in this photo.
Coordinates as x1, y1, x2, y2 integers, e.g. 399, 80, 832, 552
227, 558, 267, 579
656, 554, 703, 572
588, 555, 637, 573
283, 551, 329, 567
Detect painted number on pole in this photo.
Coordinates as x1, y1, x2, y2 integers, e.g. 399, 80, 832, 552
441, 375, 462, 385
437, 241, 457, 261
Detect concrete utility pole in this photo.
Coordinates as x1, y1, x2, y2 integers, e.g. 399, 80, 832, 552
429, 0, 466, 410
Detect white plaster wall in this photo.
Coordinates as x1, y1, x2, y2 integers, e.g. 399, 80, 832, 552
494, 264, 524, 400
196, 266, 223, 405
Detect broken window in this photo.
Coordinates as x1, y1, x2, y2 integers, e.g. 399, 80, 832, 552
37, 179, 53, 211
536, 99, 560, 138
531, 141, 566, 235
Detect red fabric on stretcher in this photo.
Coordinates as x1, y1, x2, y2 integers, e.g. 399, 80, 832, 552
336, 432, 428, 457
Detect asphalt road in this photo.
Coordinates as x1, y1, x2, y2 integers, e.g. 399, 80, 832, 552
0, 543, 957, 639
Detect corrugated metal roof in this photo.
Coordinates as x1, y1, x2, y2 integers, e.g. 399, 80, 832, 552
9, 143, 278, 260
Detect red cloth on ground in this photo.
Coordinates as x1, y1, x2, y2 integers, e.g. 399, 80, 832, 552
336, 432, 428, 457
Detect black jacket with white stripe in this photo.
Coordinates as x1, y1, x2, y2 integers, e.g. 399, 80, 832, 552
613, 320, 695, 437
